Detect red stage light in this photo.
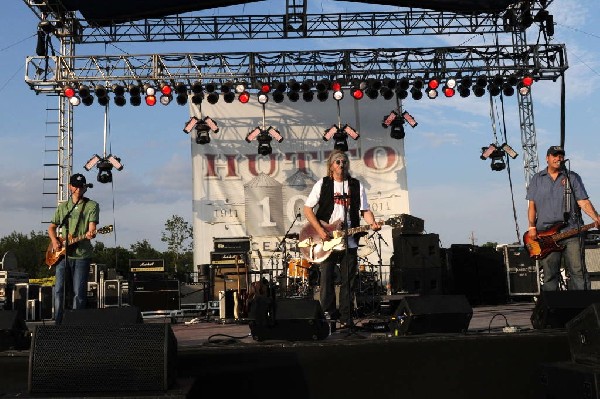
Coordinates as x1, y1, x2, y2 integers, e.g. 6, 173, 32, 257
443, 86, 455, 97
145, 95, 157, 106
351, 88, 364, 100
260, 83, 271, 93
522, 75, 534, 87
238, 91, 250, 103
428, 78, 440, 90
331, 81, 342, 92
160, 84, 172, 96
63, 86, 76, 98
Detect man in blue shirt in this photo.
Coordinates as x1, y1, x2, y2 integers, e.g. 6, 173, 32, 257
526, 146, 600, 290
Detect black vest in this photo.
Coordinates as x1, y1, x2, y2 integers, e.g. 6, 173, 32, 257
315, 176, 360, 230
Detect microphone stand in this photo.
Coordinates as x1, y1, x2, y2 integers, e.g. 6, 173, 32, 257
275, 210, 301, 298
368, 231, 388, 314
562, 162, 589, 290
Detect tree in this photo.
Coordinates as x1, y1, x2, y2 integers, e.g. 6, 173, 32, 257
130, 239, 162, 259
161, 215, 193, 276
0, 230, 49, 278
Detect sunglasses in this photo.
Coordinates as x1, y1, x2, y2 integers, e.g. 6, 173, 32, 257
335, 159, 347, 165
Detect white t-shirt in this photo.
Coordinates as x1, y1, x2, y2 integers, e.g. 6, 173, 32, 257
304, 177, 370, 249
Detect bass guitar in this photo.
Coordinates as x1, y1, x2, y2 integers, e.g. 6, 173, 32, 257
45, 225, 114, 268
523, 221, 597, 260
298, 216, 400, 263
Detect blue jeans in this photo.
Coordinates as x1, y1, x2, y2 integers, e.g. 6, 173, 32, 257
54, 257, 90, 324
540, 236, 586, 291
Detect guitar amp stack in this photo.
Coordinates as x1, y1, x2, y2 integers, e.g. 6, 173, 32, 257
210, 237, 251, 311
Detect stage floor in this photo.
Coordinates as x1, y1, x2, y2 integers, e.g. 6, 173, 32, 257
0, 298, 584, 399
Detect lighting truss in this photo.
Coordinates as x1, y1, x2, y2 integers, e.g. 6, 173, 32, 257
24, 44, 567, 95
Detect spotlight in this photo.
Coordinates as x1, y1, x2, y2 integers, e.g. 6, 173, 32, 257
316, 79, 330, 93
317, 91, 329, 102
95, 85, 109, 106
331, 81, 342, 92
160, 83, 172, 96
517, 82, 530, 96
112, 84, 126, 106
380, 87, 394, 100
487, 83, 501, 97
410, 87, 423, 100
390, 120, 405, 140
106, 154, 124, 171
128, 84, 141, 106
191, 93, 204, 104
143, 84, 155, 96
238, 91, 250, 103
175, 82, 188, 105
397, 77, 410, 91
402, 111, 418, 128
206, 92, 219, 104
205, 82, 217, 93
426, 88, 438, 99
300, 80, 313, 92
332, 131, 348, 152
287, 91, 300, 102
475, 75, 488, 88
350, 87, 364, 100
234, 82, 247, 93
160, 93, 173, 105
273, 81, 287, 93
343, 124, 360, 140
68, 96, 81, 106
195, 122, 211, 145
473, 86, 486, 97
323, 124, 339, 141
84, 154, 102, 171
257, 131, 273, 155
183, 116, 199, 134
223, 92, 236, 103
191, 81, 203, 94
382, 110, 399, 128
442, 85, 455, 97
273, 91, 284, 103
458, 85, 471, 98
365, 87, 379, 100
246, 127, 262, 143
460, 76, 473, 88
266, 126, 283, 143
258, 93, 269, 104
502, 83, 515, 96
302, 91, 314, 102
395, 87, 408, 100
204, 116, 220, 133
427, 77, 440, 90
446, 77, 458, 89
522, 74, 534, 87
501, 143, 518, 159
63, 85, 76, 98
288, 79, 300, 92
333, 89, 344, 101
412, 77, 424, 91
145, 94, 157, 106
480, 144, 498, 160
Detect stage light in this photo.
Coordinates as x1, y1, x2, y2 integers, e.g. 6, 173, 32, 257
365, 87, 379, 100
273, 91, 284, 103
238, 91, 250, 103
522, 74, 534, 87
427, 77, 440, 90
460, 76, 473, 88
288, 79, 300, 92
333, 89, 344, 101
191, 81, 203, 94
351, 87, 364, 100
203, 117, 220, 133
343, 125, 360, 140
258, 93, 269, 104
175, 82, 188, 105
382, 110, 399, 128
317, 91, 329, 102
501, 143, 518, 159
106, 154, 124, 171
412, 77, 424, 91
410, 87, 423, 100
506, 74, 519, 87
68, 96, 81, 106
442, 85, 455, 97
95, 85, 109, 106
84, 154, 101, 171
96, 161, 113, 183
316, 79, 329, 93
145, 94, 157, 106
331, 81, 342, 92
302, 91, 314, 102
446, 76, 457, 89
160, 83, 172, 96
458, 85, 471, 98
63, 85, 76, 98
257, 131, 273, 155
323, 124, 339, 141
273, 81, 287, 93
112, 84, 126, 106
183, 116, 199, 134
300, 80, 313, 92
473, 86, 486, 97
191, 93, 204, 104
128, 84, 141, 106
259, 82, 271, 93
81, 94, 94, 106
390, 120, 405, 140
223, 91, 236, 103
475, 75, 488, 89
332, 131, 348, 152
380, 87, 394, 100
426, 88, 438, 99
480, 144, 498, 160
395, 87, 408, 100
397, 77, 410, 91
235, 82, 247, 93
487, 83, 501, 97
383, 78, 397, 89
143, 84, 155, 96
206, 92, 219, 104
517, 82, 530, 96
266, 126, 283, 143
502, 83, 515, 96
402, 111, 418, 128
195, 122, 211, 145
246, 127, 262, 143
287, 91, 299, 102
205, 82, 217, 93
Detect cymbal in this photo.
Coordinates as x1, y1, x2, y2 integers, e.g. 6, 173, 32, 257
285, 233, 299, 240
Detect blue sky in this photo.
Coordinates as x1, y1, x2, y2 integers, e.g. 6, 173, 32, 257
1, 0, 599, 253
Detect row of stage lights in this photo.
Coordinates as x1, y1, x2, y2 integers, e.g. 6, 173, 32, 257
61, 74, 535, 107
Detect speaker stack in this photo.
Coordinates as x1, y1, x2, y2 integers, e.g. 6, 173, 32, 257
390, 218, 443, 296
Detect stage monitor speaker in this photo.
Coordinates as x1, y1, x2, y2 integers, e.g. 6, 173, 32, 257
62, 306, 143, 325
566, 303, 600, 366
249, 298, 330, 341
0, 310, 30, 350
390, 294, 473, 335
28, 323, 177, 394
531, 290, 600, 329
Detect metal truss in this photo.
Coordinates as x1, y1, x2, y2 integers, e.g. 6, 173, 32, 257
25, 43, 567, 93
22, 0, 550, 43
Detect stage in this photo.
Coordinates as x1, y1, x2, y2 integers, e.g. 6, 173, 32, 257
0, 299, 588, 399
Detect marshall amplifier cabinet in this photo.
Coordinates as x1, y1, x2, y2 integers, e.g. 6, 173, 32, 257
129, 259, 165, 273
131, 279, 180, 312
213, 237, 251, 254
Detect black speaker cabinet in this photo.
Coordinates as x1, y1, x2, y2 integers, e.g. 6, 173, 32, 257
532, 291, 600, 329
249, 298, 330, 341
0, 310, 30, 350
131, 279, 180, 312
28, 323, 177, 394
538, 361, 600, 399
503, 245, 540, 295
62, 306, 143, 325
567, 303, 600, 366
390, 294, 473, 335
392, 233, 441, 269
389, 267, 442, 295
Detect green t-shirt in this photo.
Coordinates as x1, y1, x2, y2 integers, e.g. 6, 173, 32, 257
51, 197, 100, 259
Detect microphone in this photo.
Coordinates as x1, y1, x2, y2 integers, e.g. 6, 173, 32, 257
296, 208, 302, 218
559, 159, 569, 170
85, 183, 94, 188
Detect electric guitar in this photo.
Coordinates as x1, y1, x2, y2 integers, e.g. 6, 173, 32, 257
45, 225, 113, 268
523, 221, 597, 260
298, 216, 400, 263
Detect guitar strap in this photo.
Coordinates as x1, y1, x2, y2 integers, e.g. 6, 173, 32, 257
67, 199, 87, 256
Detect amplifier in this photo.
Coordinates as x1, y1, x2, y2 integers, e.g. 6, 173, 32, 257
213, 237, 251, 253
210, 252, 247, 266
503, 245, 540, 295
129, 259, 165, 273
131, 280, 180, 312
393, 214, 425, 235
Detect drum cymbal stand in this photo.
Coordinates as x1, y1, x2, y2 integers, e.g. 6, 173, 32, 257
370, 231, 389, 296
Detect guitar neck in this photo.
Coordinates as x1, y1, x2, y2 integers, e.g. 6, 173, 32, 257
552, 222, 596, 242
344, 221, 389, 237
64, 228, 98, 246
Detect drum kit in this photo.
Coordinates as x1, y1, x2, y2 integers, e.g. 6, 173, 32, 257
274, 233, 316, 298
